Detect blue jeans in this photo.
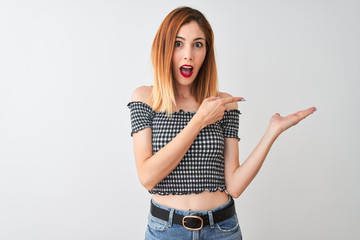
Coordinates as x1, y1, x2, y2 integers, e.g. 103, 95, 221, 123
145, 196, 242, 240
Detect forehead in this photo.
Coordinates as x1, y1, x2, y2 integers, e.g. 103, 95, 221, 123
177, 21, 205, 39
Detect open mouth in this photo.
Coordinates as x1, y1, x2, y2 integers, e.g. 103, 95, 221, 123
180, 65, 194, 78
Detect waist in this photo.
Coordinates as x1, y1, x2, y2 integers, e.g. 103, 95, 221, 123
152, 190, 229, 211
150, 194, 236, 231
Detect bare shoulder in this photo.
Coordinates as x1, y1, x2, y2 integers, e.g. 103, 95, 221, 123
131, 86, 152, 105
219, 91, 238, 111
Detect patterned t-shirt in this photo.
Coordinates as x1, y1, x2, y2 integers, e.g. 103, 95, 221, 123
128, 101, 240, 195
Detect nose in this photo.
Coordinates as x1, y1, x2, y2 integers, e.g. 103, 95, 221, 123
184, 46, 193, 61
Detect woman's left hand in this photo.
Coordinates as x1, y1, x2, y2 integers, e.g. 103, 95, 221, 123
269, 107, 317, 135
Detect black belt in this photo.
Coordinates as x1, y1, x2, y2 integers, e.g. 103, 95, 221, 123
150, 198, 235, 231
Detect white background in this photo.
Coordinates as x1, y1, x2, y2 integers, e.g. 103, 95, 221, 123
1, 0, 359, 239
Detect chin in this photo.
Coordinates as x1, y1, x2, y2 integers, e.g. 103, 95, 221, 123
175, 75, 197, 86
177, 79, 195, 86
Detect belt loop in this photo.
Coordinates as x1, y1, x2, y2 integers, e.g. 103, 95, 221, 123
207, 210, 215, 228
168, 209, 175, 227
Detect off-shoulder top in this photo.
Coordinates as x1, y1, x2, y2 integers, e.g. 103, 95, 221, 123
127, 101, 240, 195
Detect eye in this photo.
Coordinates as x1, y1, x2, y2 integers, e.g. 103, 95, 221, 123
194, 42, 203, 48
175, 41, 182, 47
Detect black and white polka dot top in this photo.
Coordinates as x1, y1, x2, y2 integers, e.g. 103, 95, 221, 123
128, 101, 240, 195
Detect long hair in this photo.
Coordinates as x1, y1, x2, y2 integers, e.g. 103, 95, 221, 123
150, 6, 218, 114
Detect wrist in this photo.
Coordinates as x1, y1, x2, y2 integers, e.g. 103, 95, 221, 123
266, 124, 282, 140
191, 113, 206, 130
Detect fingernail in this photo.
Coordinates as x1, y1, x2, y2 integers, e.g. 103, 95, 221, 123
241, 99, 246, 102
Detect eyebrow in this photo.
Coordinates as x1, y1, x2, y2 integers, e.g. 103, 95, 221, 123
176, 36, 205, 41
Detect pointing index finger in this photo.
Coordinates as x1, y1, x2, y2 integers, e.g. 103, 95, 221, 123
221, 97, 244, 105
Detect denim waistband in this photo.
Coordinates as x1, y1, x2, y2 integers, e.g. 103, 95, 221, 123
150, 194, 233, 217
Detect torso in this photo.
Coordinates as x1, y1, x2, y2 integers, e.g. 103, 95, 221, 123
134, 86, 235, 211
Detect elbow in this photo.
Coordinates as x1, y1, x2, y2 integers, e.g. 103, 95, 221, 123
226, 186, 244, 199
228, 191, 241, 199
143, 183, 155, 192
138, 175, 156, 191
231, 194, 241, 199
136, 161, 157, 191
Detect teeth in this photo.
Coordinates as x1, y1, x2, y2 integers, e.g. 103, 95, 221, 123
182, 66, 192, 69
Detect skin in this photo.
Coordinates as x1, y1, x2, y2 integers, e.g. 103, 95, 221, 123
131, 21, 316, 211
172, 21, 206, 100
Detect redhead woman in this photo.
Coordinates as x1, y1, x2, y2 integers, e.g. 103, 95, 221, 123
128, 6, 316, 240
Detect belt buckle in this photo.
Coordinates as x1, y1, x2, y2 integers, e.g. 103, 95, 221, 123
182, 216, 204, 231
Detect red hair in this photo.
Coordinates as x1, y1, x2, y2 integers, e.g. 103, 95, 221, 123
150, 7, 218, 113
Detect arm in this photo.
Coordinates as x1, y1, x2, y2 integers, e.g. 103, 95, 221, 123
225, 106, 317, 198
131, 87, 244, 190
133, 115, 203, 190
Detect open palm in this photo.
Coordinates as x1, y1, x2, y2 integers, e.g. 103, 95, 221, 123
270, 107, 317, 134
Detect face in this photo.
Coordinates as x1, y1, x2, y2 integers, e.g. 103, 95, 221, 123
172, 21, 206, 87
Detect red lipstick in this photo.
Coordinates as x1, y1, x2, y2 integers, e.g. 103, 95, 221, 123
180, 65, 194, 78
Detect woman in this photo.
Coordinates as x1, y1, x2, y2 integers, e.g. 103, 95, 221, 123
128, 6, 316, 240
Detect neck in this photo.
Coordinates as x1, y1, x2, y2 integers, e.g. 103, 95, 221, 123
174, 84, 193, 100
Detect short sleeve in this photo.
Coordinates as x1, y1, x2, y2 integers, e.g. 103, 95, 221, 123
127, 101, 154, 136
221, 109, 241, 141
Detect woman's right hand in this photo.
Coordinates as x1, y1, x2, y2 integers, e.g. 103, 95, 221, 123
194, 96, 244, 128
